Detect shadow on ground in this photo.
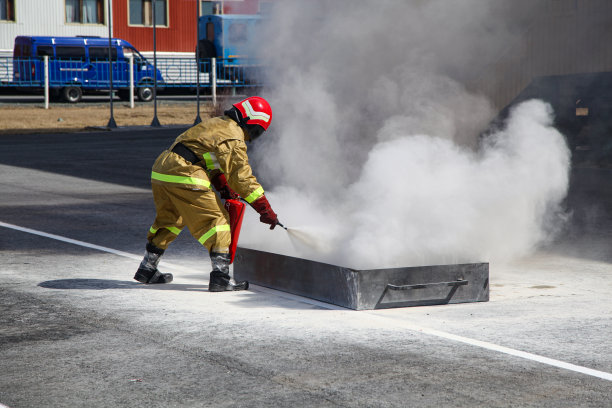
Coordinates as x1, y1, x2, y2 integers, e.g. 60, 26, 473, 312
38, 278, 208, 291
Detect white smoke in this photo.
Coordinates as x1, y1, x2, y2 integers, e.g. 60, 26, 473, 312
239, 0, 570, 268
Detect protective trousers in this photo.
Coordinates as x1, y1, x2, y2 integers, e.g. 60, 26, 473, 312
147, 183, 231, 254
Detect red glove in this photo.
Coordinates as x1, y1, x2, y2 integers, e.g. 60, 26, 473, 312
251, 195, 279, 229
211, 173, 240, 200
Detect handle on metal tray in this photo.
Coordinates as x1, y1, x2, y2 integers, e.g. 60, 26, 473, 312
386, 279, 468, 291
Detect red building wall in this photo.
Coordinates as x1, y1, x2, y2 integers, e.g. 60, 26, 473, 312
113, 0, 199, 53
112, 0, 261, 53
223, 0, 259, 14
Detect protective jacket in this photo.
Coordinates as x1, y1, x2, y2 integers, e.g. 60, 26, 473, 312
147, 116, 265, 254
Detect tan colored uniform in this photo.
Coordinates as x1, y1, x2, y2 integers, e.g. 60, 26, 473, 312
147, 116, 265, 253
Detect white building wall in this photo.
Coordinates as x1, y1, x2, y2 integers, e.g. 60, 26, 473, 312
0, 0, 110, 55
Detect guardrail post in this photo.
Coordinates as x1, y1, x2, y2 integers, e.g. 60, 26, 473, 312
44, 56, 49, 109
129, 54, 134, 109
194, 56, 202, 125
194, 0, 202, 126
106, 0, 117, 129
212, 57, 217, 106
150, 0, 161, 127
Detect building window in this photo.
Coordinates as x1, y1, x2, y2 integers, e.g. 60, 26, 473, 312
200, 1, 214, 15
129, 0, 168, 26
0, 0, 15, 21
200, 1, 225, 15
66, 0, 105, 24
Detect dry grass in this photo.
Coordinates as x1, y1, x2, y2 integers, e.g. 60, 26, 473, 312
0, 102, 216, 134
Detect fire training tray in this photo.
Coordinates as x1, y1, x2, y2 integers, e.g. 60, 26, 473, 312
233, 247, 489, 310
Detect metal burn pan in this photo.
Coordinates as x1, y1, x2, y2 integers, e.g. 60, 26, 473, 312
233, 247, 489, 310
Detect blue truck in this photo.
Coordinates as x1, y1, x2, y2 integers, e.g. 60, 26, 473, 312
197, 14, 263, 84
12, 36, 164, 103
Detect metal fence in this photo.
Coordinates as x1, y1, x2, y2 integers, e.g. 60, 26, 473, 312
0, 56, 265, 89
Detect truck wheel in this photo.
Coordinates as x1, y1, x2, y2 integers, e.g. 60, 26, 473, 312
62, 86, 82, 103
118, 89, 131, 101
137, 86, 153, 102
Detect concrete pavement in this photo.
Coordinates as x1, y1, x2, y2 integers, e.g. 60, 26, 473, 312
0, 128, 610, 407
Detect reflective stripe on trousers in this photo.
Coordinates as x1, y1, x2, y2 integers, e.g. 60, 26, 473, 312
198, 224, 231, 245
150, 226, 182, 236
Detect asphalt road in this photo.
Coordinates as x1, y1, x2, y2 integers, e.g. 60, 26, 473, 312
0, 128, 611, 407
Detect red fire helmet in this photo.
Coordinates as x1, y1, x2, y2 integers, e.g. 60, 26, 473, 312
233, 96, 273, 131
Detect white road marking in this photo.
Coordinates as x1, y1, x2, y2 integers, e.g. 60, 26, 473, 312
367, 315, 612, 382
0, 221, 189, 272
2, 220, 611, 382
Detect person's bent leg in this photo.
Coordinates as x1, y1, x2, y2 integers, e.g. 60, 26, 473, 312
135, 184, 184, 284
134, 242, 173, 284
167, 188, 248, 291
208, 251, 249, 292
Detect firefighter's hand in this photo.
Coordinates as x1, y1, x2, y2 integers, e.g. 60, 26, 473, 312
211, 173, 240, 200
252, 196, 279, 230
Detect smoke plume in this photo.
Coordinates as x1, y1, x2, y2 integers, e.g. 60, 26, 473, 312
239, 0, 570, 268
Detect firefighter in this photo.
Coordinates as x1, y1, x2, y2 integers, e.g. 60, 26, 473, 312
134, 96, 279, 291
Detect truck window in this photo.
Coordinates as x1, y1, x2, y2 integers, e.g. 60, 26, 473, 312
56, 46, 86, 60
206, 22, 214, 41
36, 46, 54, 57
89, 46, 118, 60
13, 44, 23, 57
122, 46, 133, 58
123, 46, 146, 65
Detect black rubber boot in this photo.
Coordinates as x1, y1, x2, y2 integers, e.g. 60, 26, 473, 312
134, 243, 173, 284
208, 252, 248, 292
